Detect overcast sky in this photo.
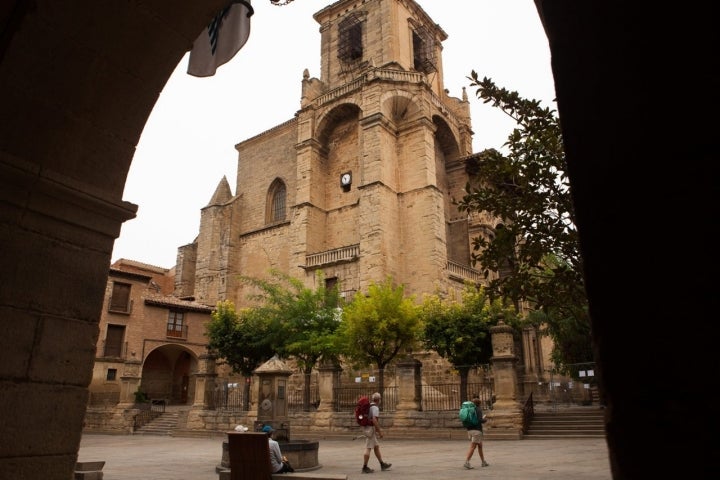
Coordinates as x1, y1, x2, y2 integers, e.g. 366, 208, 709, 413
111, 0, 556, 268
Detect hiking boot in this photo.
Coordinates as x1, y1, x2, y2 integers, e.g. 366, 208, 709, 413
464, 461, 474, 469
362, 466, 374, 474
380, 462, 392, 471
481, 460, 490, 467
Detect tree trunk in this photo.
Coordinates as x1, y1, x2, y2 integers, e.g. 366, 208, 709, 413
243, 376, 252, 411
459, 366, 470, 401
377, 366, 385, 405
303, 369, 312, 411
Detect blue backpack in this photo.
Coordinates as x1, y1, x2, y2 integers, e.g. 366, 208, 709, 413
459, 400, 479, 428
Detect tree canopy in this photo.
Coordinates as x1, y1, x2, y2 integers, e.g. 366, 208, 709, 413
421, 284, 516, 400
239, 269, 343, 410
338, 277, 423, 394
205, 300, 275, 410
458, 73, 592, 367
206, 300, 274, 377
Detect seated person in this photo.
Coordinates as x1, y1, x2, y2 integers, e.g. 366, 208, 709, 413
262, 425, 294, 474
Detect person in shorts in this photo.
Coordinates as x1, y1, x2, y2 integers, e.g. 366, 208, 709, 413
463, 396, 489, 469
361, 392, 392, 473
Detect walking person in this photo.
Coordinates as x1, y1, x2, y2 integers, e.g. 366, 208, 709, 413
361, 392, 392, 473
464, 397, 489, 469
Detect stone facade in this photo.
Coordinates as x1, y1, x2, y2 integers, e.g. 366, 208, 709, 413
2, 0, 709, 476
177, 0, 487, 310
85, 0, 552, 435
85, 259, 217, 432
172, 0, 552, 406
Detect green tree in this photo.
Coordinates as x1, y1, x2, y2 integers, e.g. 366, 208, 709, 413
338, 277, 423, 396
206, 300, 274, 410
458, 73, 592, 367
421, 284, 516, 400
241, 270, 343, 411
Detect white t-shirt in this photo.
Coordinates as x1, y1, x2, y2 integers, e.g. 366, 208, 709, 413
268, 438, 284, 473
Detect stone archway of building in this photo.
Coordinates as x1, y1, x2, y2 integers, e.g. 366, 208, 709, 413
142, 346, 198, 406
1, 2, 232, 478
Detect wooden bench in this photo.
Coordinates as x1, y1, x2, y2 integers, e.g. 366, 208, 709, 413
223, 433, 347, 480
227, 432, 273, 480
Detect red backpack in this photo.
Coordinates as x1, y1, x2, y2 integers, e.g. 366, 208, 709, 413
355, 396, 373, 426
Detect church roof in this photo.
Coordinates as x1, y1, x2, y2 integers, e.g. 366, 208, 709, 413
206, 176, 233, 206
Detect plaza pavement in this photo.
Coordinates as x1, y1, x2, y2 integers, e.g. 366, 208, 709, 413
78, 433, 613, 480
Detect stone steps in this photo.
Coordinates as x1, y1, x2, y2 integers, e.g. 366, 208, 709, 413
134, 412, 179, 436
524, 407, 605, 439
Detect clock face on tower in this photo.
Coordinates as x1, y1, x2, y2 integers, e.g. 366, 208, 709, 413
341, 172, 352, 187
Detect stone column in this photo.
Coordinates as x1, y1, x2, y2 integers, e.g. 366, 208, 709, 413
489, 319, 524, 438
192, 353, 217, 408
317, 361, 341, 413
254, 355, 293, 439
390, 357, 422, 429
117, 359, 142, 407
187, 354, 217, 430
395, 357, 421, 411
490, 320, 520, 407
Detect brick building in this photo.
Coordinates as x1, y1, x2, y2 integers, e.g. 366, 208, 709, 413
88, 259, 214, 409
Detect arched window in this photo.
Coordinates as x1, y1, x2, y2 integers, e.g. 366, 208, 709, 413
338, 12, 364, 62
267, 179, 287, 223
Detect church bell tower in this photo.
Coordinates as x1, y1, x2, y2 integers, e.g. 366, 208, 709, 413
291, 0, 476, 298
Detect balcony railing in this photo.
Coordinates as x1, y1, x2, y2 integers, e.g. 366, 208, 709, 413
305, 244, 359, 268
166, 324, 188, 339
446, 261, 487, 285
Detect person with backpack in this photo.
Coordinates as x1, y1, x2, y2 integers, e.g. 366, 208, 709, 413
463, 396, 489, 469
360, 392, 392, 474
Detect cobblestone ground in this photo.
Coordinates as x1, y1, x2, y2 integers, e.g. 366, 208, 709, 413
79, 434, 612, 480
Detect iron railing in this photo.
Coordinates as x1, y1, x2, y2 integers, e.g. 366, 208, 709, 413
332, 387, 398, 413
421, 382, 494, 411
287, 386, 320, 413
202, 381, 496, 414
207, 386, 248, 411
522, 392, 534, 434
543, 362, 599, 410
132, 400, 165, 430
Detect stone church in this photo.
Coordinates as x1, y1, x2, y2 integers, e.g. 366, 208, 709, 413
173, 0, 551, 382
4, 0, 710, 475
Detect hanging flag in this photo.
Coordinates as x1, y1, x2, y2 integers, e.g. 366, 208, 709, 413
187, 0, 254, 77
